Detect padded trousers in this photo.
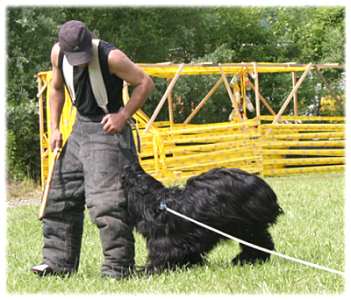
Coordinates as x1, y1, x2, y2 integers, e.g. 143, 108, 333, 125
42, 114, 138, 276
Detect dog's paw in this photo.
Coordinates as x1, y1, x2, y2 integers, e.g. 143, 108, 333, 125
232, 253, 270, 266
144, 265, 164, 276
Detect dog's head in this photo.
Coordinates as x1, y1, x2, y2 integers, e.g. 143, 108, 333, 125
122, 163, 163, 190
122, 163, 143, 184
122, 163, 168, 234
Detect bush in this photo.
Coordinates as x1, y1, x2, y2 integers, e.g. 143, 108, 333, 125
7, 99, 40, 181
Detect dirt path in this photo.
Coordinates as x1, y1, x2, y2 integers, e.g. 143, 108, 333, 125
7, 181, 42, 208
7, 198, 41, 208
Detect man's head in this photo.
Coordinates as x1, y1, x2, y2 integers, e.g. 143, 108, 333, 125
58, 20, 92, 66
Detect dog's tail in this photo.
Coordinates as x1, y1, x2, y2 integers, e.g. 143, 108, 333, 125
213, 168, 283, 226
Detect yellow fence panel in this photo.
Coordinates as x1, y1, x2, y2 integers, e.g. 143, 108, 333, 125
37, 65, 345, 186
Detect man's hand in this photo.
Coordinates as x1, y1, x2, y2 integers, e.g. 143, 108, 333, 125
50, 129, 63, 151
101, 109, 130, 134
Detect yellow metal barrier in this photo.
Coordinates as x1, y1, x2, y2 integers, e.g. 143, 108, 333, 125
37, 62, 344, 187
260, 115, 345, 176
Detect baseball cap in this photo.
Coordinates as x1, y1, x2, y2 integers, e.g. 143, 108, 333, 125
58, 20, 93, 66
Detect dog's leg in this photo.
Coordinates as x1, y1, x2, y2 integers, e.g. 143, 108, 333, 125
146, 237, 205, 273
231, 227, 274, 266
187, 253, 205, 266
145, 237, 180, 273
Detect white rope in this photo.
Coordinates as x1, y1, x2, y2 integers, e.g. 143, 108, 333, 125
165, 207, 344, 277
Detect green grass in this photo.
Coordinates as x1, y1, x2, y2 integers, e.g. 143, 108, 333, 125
7, 173, 344, 294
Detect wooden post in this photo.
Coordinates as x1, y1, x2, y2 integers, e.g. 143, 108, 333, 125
38, 148, 61, 220
167, 78, 174, 126
184, 77, 223, 124
144, 63, 184, 133
291, 72, 298, 116
219, 66, 242, 120
253, 63, 260, 121
240, 73, 247, 120
36, 81, 48, 99
247, 80, 276, 116
272, 63, 313, 124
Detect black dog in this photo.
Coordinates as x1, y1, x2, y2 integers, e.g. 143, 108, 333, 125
122, 165, 283, 273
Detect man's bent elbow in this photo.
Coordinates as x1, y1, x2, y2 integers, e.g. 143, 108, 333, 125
145, 75, 154, 95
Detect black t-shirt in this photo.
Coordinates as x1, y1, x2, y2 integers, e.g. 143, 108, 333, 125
58, 40, 124, 116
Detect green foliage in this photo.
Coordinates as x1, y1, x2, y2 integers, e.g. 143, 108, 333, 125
7, 8, 64, 181
7, 8, 63, 103
7, 173, 344, 293
7, 99, 40, 180
6, 7, 345, 180
260, 7, 345, 64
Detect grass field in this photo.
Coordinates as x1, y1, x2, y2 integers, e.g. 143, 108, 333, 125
7, 173, 344, 294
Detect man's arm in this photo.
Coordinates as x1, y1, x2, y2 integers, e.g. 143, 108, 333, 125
49, 43, 66, 150
101, 49, 154, 133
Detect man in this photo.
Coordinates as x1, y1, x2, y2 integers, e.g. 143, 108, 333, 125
31, 20, 154, 279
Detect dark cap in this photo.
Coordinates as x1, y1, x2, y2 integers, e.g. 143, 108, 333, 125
58, 20, 92, 66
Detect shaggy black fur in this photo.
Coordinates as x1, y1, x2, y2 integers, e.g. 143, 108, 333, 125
122, 164, 283, 273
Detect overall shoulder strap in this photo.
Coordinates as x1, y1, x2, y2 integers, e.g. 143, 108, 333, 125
88, 39, 109, 114
62, 55, 76, 103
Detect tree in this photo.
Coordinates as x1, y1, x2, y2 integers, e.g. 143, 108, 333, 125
6, 6, 345, 181
7, 8, 66, 180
